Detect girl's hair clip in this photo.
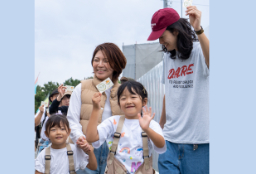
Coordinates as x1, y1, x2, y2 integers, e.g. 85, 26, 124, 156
143, 88, 146, 94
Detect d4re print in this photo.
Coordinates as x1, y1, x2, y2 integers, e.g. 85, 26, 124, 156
168, 64, 194, 79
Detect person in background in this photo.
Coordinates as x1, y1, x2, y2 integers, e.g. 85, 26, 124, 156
35, 89, 59, 126
67, 42, 127, 174
35, 89, 59, 155
147, 6, 209, 174
49, 84, 72, 115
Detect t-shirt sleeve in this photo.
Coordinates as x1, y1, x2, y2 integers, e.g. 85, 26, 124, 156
40, 116, 49, 141
92, 117, 116, 148
198, 43, 209, 77
149, 120, 166, 154
35, 150, 45, 173
161, 55, 166, 84
72, 144, 89, 171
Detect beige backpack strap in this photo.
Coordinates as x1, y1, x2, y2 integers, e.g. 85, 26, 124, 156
66, 143, 76, 174
141, 132, 150, 170
44, 146, 51, 174
107, 115, 125, 165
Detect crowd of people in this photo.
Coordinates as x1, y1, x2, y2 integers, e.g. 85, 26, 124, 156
34, 6, 209, 174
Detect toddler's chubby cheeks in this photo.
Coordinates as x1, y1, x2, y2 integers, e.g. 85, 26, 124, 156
118, 86, 148, 119
44, 114, 71, 148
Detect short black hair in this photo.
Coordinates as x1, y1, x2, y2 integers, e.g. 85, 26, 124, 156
49, 88, 59, 102
117, 80, 148, 105
45, 114, 70, 134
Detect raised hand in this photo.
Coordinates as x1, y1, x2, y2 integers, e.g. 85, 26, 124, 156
138, 105, 155, 132
39, 104, 44, 113
185, 6, 202, 31
57, 84, 66, 101
92, 92, 102, 109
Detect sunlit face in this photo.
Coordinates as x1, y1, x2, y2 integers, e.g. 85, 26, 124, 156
45, 122, 70, 149
159, 30, 178, 51
119, 88, 147, 119
92, 50, 114, 81
61, 95, 70, 106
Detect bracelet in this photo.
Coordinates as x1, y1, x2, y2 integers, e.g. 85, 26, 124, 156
194, 26, 204, 35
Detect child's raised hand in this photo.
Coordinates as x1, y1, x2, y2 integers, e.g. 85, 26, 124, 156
92, 92, 102, 109
138, 105, 155, 132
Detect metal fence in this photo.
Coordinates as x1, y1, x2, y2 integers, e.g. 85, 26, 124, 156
137, 61, 165, 171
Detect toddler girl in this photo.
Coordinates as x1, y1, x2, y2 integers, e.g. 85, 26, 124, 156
86, 80, 166, 174
35, 114, 97, 174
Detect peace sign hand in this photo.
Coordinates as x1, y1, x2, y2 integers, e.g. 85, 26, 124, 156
138, 105, 155, 132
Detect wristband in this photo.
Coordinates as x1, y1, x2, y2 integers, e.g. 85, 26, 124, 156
194, 26, 204, 35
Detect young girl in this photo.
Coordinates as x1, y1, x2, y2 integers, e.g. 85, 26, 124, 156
35, 114, 97, 174
86, 80, 166, 174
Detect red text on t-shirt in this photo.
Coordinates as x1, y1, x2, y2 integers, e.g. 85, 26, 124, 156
167, 64, 194, 79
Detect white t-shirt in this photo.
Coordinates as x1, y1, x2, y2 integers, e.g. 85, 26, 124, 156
67, 83, 113, 143
35, 144, 89, 174
93, 116, 166, 174
162, 42, 209, 144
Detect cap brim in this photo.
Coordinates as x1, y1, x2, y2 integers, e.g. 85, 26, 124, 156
61, 91, 72, 99
147, 27, 167, 41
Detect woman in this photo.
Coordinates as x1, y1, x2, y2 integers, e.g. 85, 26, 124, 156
147, 7, 209, 173
67, 42, 127, 174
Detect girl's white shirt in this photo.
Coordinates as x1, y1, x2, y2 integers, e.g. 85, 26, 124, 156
35, 144, 89, 174
93, 115, 166, 174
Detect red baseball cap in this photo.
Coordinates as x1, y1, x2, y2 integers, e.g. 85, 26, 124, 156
147, 8, 180, 41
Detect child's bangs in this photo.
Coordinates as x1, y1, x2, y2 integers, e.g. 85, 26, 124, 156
120, 81, 140, 96
117, 81, 145, 105
46, 114, 70, 133
50, 119, 63, 130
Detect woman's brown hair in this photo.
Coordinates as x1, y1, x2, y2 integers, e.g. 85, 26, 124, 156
91, 43, 127, 83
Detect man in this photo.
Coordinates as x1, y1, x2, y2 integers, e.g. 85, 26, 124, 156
147, 6, 209, 173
